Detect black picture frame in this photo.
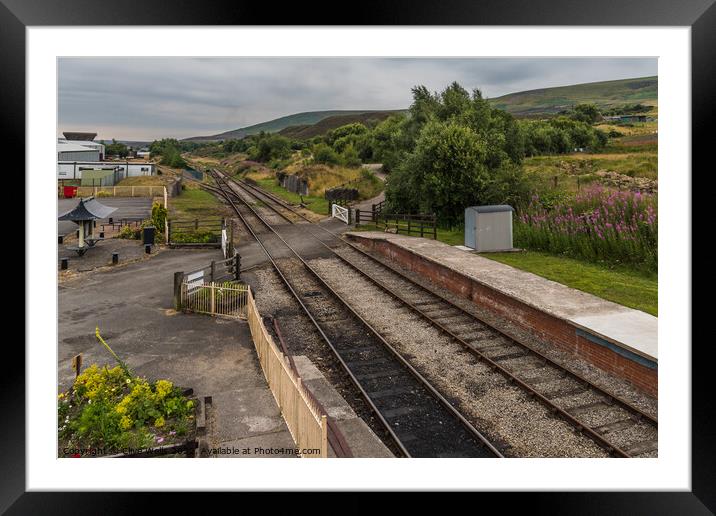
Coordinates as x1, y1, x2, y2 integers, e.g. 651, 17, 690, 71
5, 0, 710, 512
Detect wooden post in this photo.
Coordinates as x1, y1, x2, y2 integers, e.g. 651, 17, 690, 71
328, 201, 333, 215
131, 186, 135, 197
433, 214, 437, 240
71, 354, 83, 378
195, 218, 199, 230
408, 217, 411, 235
234, 254, 241, 281
210, 261, 216, 283
173, 271, 184, 311
355, 209, 361, 225
347, 207, 352, 225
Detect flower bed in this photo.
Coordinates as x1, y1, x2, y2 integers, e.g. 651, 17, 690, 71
515, 186, 657, 272
58, 365, 196, 457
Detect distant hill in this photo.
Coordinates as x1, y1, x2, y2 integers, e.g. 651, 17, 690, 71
279, 110, 403, 139
184, 110, 397, 142
183, 76, 657, 142
488, 76, 657, 117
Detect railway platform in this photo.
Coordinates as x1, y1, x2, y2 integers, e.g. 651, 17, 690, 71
346, 232, 658, 396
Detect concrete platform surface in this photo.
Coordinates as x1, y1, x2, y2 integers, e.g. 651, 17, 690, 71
58, 247, 294, 457
348, 232, 657, 362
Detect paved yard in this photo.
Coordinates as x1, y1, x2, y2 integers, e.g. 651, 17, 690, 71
58, 197, 153, 237
58, 247, 296, 457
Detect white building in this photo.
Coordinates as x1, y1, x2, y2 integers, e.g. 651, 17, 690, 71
57, 161, 156, 180
57, 142, 101, 162
58, 139, 106, 159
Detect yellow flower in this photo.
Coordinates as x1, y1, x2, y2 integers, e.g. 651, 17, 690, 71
115, 404, 127, 415
119, 416, 132, 430
155, 380, 173, 400
154, 416, 165, 428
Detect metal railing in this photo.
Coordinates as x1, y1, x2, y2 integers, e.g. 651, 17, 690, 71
246, 288, 328, 457
180, 281, 249, 319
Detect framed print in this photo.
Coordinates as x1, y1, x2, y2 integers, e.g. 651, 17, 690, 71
5, 0, 711, 511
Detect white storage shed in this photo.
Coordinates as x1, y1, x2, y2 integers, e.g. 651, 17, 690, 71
464, 205, 514, 252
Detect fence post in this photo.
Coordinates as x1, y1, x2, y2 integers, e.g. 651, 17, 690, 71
433, 214, 437, 240
347, 207, 352, 225
234, 254, 241, 281
408, 217, 411, 235
131, 186, 135, 197
327, 201, 333, 215
210, 260, 216, 282
173, 272, 184, 311
210, 282, 215, 315
321, 415, 328, 458
355, 209, 360, 225
195, 218, 199, 230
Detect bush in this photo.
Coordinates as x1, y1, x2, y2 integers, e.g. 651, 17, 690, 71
312, 143, 341, 165
171, 229, 219, 243
58, 364, 194, 454
151, 202, 167, 233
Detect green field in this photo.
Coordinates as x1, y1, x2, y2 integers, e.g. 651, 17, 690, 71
169, 185, 228, 220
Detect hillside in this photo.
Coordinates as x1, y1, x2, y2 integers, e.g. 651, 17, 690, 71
488, 76, 657, 117
279, 110, 402, 139
185, 110, 390, 141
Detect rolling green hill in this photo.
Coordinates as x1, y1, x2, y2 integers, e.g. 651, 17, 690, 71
184, 110, 396, 141
488, 76, 657, 117
279, 110, 402, 139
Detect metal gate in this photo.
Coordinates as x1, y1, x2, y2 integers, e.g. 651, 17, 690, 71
331, 203, 350, 224
181, 281, 248, 318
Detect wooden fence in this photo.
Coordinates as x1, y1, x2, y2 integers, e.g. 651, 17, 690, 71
246, 288, 328, 458
74, 185, 168, 202
354, 209, 437, 239
167, 217, 225, 247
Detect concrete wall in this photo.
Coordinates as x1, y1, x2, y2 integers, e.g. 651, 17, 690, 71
58, 161, 155, 180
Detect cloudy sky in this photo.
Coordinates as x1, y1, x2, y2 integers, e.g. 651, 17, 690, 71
58, 57, 657, 141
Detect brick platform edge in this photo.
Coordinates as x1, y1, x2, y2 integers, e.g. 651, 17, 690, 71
348, 235, 657, 397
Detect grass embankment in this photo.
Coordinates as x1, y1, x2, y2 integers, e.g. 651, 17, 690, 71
350, 225, 656, 315
240, 163, 383, 216
484, 251, 657, 316
169, 183, 229, 220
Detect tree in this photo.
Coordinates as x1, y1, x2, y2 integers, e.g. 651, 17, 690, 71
571, 103, 601, 124
386, 120, 491, 227
105, 139, 129, 158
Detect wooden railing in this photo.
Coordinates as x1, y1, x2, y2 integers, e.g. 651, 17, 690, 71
246, 288, 328, 458
74, 185, 167, 201
354, 210, 438, 239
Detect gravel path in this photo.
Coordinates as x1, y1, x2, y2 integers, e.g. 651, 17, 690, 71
309, 256, 610, 457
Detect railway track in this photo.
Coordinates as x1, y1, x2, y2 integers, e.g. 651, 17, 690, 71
205, 170, 502, 458
219, 170, 658, 458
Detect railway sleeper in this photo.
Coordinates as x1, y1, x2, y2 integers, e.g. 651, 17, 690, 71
593, 417, 637, 435
624, 439, 658, 456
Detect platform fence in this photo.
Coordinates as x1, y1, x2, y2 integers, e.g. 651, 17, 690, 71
246, 287, 328, 458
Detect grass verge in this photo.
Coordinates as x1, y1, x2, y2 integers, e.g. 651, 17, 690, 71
169, 184, 229, 220
483, 251, 657, 316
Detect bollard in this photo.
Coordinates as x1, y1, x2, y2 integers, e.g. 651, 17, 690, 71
145, 244, 151, 254
58, 235, 63, 244
99, 231, 104, 238
112, 252, 119, 264
61, 258, 69, 270
174, 271, 184, 311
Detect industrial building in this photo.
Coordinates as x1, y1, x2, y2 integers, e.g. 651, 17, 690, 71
58, 160, 155, 181
57, 142, 101, 162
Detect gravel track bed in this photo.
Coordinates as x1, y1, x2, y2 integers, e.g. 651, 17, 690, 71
342, 245, 658, 418
309, 256, 609, 457
246, 265, 401, 456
